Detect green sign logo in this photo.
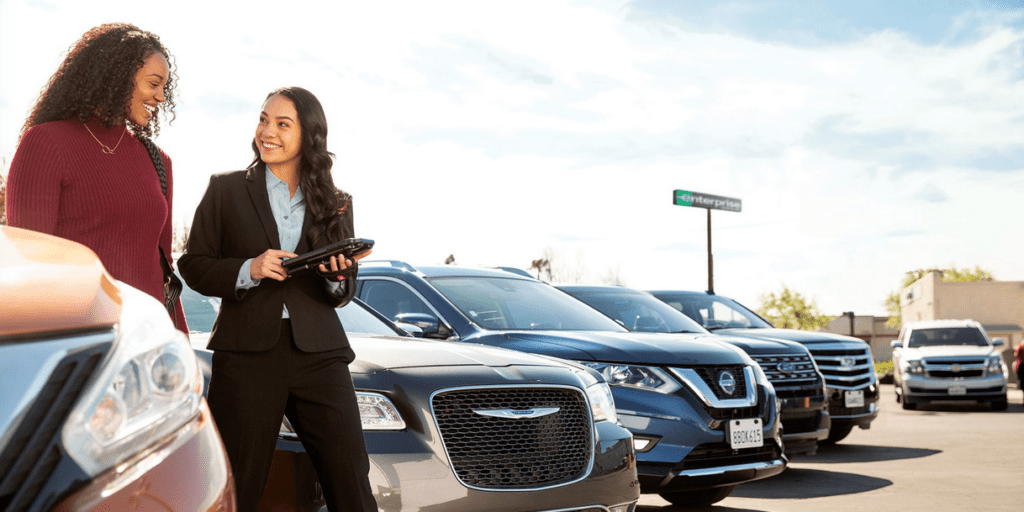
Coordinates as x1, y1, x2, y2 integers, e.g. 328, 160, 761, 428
674, 190, 693, 206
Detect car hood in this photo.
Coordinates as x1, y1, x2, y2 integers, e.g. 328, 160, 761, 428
347, 334, 571, 373
485, 330, 749, 365
0, 226, 122, 337
189, 331, 568, 374
899, 346, 999, 359
705, 333, 812, 355
717, 327, 868, 348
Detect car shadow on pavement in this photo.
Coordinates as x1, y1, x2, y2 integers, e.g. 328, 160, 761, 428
729, 467, 891, 499
636, 503, 768, 512
790, 443, 941, 464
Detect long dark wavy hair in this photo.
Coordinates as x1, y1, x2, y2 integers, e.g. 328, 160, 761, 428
250, 87, 344, 245
21, 23, 177, 139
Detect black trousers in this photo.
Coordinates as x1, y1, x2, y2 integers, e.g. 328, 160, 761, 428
207, 320, 377, 512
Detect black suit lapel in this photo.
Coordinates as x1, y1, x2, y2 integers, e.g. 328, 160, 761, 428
245, 163, 281, 250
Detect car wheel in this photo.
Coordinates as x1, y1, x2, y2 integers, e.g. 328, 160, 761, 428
821, 425, 853, 445
991, 398, 1008, 411
902, 398, 917, 410
659, 485, 735, 507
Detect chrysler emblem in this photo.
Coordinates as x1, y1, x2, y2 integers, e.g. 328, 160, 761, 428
778, 362, 797, 374
718, 370, 737, 395
473, 407, 560, 419
840, 357, 856, 368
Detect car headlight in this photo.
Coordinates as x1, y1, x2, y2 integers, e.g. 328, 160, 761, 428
986, 357, 1005, 376
280, 391, 405, 437
906, 360, 925, 375
62, 285, 201, 476
577, 362, 681, 394
586, 382, 618, 423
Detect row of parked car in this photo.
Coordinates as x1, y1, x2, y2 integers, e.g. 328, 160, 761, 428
0, 225, 893, 512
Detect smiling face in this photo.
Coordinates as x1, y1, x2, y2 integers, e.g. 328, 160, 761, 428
128, 52, 169, 126
256, 94, 303, 171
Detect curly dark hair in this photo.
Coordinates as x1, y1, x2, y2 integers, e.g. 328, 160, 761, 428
21, 23, 177, 139
250, 87, 344, 245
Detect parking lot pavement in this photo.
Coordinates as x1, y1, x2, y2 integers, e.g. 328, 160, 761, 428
637, 384, 1024, 512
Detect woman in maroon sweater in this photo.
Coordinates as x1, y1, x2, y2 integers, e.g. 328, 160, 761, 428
6, 23, 186, 330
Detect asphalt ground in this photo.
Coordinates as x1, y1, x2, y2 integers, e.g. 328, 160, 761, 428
637, 383, 1024, 512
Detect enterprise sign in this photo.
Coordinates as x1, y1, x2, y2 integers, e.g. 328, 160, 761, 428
673, 189, 742, 212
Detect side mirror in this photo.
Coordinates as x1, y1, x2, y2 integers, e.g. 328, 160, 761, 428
890, 340, 902, 349
992, 338, 1005, 347
394, 322, 424, 338
394, 312, 452, 339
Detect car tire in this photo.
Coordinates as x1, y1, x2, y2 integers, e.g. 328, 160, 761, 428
901, 399, 917, 410
821, 425, 853, 444
659, 485, 736, 507
991, 398, 1008, 411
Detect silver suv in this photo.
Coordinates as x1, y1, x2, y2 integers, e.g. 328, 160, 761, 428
892, 319, 1008, 410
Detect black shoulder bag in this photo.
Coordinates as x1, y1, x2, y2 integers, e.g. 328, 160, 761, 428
141, 137, 184, 323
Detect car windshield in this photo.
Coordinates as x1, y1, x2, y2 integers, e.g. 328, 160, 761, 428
177, 274, 401, 337
651, 292, 773, 330
429, 276, 628, 331
908, 327, 989, 348
563, 289, 708, 334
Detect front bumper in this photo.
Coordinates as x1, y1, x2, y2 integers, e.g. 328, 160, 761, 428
50, 400, 235, 512
827, 385, 880, 430
263, 420, 639, 512
902, 373, 1007, 402
613, 385, 786, 494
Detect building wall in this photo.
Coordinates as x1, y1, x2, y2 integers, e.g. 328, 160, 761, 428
820, 315, 899, 363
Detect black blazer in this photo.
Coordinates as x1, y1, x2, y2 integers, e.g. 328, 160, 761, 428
179, 163, 353, 353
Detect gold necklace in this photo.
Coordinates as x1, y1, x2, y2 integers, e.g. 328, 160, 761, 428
83, 124, 127, 154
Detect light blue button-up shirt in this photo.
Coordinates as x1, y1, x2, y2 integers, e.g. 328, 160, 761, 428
236, 170, 340, 318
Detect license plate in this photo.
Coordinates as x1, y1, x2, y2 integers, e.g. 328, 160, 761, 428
726, 418, 763, 449
845, 389, 865, 408
948, 386, 967, 396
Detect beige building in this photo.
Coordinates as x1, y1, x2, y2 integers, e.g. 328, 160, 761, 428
899, 271, 1023, 384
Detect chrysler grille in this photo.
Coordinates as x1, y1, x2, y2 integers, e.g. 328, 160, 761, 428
432, 387, 592, 490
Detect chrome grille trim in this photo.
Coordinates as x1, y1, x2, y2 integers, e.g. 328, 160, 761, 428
430, 384, 595, 491
807, 347, 876, 390
750, 353, 820, 385
670, 366, 758, 408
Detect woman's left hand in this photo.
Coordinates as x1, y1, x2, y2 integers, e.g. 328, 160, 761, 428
319, 249, 373, 281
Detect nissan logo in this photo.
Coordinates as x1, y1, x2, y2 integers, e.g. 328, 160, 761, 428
718, 370, 737, 395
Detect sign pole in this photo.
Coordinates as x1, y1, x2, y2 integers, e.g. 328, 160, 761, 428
672, 189, 741, 295
707, 208, 713, 293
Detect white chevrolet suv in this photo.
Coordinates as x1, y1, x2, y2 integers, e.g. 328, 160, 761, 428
891, 319, 1008, 411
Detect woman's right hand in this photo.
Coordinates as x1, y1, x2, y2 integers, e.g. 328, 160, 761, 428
250, 249, 298, 281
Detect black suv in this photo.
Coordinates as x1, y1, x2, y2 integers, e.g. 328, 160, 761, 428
559, 284, 830, 455
650, 290, 879, 444
356, 262, 786, 508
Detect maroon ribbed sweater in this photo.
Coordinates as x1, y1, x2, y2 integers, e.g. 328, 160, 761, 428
7, 119, 186, 328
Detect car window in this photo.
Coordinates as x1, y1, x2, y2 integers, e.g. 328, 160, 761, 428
907, 327, 989, 348
565, 290, 706, 333
177, 275, 402, 337
429, 277, 628, 331
655, 293, 772, 330
359, 280, 435, 322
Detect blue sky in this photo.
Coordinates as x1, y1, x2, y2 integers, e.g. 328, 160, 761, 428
2, 0, 1023, 316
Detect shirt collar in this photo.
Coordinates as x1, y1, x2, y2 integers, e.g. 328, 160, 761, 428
266, 169, 304, 204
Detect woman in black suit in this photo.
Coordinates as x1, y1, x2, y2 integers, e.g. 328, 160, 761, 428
179, 87, 376, 512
